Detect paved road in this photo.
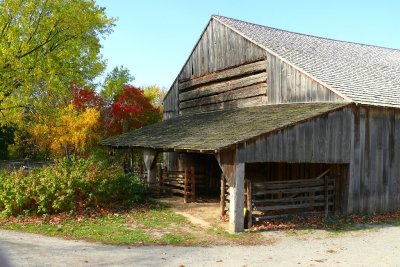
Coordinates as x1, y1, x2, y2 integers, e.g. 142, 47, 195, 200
1, 227, 400, 267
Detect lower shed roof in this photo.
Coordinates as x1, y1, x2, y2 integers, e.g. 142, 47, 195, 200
100, 102, 350, 153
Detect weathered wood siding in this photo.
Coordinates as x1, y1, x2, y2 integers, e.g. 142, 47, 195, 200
163, 81, 179, 120
163, 17, 345, 117
179, 19, 266, 81
348, 106, 400, 214
179, 59, 267, 114
266, 53, 344, 104
241, 107, 352, 163
175, 18, 267, 114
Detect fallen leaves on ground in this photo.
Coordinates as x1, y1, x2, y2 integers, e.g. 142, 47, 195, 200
253, 210, 400, 231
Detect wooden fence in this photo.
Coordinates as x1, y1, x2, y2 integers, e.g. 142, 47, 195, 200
246, 169, 334, 227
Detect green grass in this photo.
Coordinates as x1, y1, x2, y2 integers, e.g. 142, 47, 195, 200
0, 207, 195, 245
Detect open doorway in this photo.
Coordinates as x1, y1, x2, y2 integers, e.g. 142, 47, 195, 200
181, 153, 222, 201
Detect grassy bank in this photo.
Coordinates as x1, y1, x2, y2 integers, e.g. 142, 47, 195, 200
0, 204, 259, 246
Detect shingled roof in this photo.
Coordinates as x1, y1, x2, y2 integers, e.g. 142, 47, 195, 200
100, 103, 349, 152
214, 15, 400, 108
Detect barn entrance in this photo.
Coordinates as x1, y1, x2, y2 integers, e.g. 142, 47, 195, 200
244, 162, 349, 225
160, 153, 222, 202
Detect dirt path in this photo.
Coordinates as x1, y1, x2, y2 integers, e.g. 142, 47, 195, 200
1, 226, 400, 267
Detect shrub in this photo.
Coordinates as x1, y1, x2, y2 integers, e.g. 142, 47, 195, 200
0, 157, 146, 217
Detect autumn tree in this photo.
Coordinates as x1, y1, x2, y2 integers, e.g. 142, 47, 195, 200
30, 104, 101, 159
106, 85, 162, 136
70, 83, 105, 111
0, 0, 114, 125
143, 85, 166, 109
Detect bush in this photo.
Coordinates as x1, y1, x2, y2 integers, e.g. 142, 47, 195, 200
0, 157, 146, 217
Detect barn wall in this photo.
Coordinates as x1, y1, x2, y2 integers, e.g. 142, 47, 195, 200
348, 106, 400, 214
176, 18, 267, 115
242, 107, 352, 163
179, 19, 266, 80
266, 53, 344, 104
179, 59, 268, 114
164, 17, 345, 117
163, 82, 179, 120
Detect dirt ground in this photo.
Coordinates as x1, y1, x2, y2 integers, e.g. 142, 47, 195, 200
159, 196, 227, 228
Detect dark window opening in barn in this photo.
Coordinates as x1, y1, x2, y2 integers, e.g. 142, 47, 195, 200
245, 162, 349, 219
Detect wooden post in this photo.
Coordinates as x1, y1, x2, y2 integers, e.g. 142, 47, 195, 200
143, 149, 158, 187
220, 173, 226, 217
184, 165, 188, 203
191, 165, 196, 202
156, 164, 162, 195
229, 162, 245, 233
246, 179, 252, 229
324, 175, 329, 218
130, 148, 134, 173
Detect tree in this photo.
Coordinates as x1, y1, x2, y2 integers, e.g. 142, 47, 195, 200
70, 83, 105, 111
0, 0, 114, 124
30, 104, 101, 159
142, 85, 166, 108
100, 65, 134, 105
106, 85, 162, 136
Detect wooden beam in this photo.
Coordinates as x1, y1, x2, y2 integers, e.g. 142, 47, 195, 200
179, 60, 266, 91
220, 173, 226, 217
179, 72, 267, 101
180, 95, 268, 114
179, 82, 267, 109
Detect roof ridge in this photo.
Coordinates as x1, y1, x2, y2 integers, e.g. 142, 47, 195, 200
212, 15, 400, 52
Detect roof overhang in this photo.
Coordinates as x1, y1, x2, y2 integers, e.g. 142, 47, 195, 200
100, 102, 351, 153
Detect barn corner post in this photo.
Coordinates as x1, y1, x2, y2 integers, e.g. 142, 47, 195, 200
230, 160, 245, 233
143, 148, 159, 186
217, 146, 246, 233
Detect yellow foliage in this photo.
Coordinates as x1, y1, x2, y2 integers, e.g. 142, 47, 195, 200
30, 105, 101, 158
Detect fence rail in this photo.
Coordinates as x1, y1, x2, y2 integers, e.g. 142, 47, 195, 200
247, 169, 335, 226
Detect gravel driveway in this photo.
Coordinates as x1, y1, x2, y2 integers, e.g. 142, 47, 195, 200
1, 227, 400, 267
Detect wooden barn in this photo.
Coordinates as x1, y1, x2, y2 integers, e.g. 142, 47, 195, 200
101, 15, 400, 233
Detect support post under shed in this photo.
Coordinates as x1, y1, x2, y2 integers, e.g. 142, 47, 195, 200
143, 148, 158, 185
229, 162, 245, 233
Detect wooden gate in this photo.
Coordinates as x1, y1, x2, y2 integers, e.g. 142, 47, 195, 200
247, 170, 335, 226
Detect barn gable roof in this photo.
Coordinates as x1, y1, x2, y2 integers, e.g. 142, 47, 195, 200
100, 103, 349, 152
213, 15, 400, 108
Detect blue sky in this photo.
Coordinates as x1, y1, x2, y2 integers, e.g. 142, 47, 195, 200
96, 0, 400, 90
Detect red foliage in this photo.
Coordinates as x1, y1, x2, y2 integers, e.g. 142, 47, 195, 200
70, 83, 105, 111
106, 85, 161, 136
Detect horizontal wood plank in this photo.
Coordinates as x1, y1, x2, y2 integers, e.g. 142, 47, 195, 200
179, 72, 267, 101
253, 202, 334, 211
180, 83, 267, 109
253, 185, 334, 196
179, 59, 266, 91
180, 95, 268, 114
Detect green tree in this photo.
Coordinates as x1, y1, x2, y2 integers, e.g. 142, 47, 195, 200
100, 65, 134, 105
0, 0, 115, 125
